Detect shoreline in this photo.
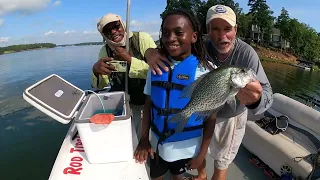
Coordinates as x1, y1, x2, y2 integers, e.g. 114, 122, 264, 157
0, 47, 54, 55
1, 45, 318, 71
260, 56, 294, 65
260, 56, 320, 71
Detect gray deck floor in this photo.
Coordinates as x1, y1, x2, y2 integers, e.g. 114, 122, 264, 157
144, 145, 270, 180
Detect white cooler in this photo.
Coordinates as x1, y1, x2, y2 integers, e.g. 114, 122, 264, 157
23, 74, 133, 164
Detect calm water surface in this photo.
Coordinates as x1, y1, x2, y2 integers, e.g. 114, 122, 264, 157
1, 46, 320, 180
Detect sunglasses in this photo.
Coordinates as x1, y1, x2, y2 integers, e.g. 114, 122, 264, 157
103, 23, 121, 34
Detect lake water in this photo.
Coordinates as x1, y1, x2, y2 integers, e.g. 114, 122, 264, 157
0, 45, 320, 180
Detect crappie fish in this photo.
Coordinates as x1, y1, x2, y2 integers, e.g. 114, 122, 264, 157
168, 65, 257, 133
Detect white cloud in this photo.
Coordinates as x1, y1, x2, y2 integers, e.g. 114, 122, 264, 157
0, 0, 50, 16
0, 37, 9, 43
130, 20, 143, 27
94, 17, 100, 23
84, 30, 99, 35
0, 19, 3, 27
129, 20, 161, 40
44, 30, 56, 36
130, 20, 160, 27
64, 30, 76, 34
149, 32, 160, 40
53, 1, 61, 6
0, 18, 162, 46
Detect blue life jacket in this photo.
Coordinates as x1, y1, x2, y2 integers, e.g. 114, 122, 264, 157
150, 54, 204, 145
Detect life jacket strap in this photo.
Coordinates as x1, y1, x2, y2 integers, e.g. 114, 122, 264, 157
151, 101, 182, 116
151, 81, 185, 90
150, 121, 204, 145
153, 124, 203, 167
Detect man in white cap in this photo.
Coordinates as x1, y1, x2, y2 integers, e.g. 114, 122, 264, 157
92, 13, 157, 139
143, 5, 273, 180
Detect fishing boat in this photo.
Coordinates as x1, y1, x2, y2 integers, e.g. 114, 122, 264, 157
47, 120, 150, 180
291, 60, 315, 71
21, 0, 320, 179
39, 92, 318, 180
243, 93, 320, 180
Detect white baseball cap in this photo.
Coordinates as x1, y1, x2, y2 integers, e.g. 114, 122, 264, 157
97, 13, 124, 33
206, 5, 236, 27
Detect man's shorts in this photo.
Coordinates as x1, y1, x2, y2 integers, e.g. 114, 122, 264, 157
208, 109, 248, 170
149, 155, 191, 178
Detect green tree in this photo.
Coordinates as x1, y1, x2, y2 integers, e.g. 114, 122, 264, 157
248, 0, 275, 45
160, 0, 202, 19
217, 0, 242, 16
275, 7, 291, 50
0, 43, 56, 55
301, 26, 320, 60
237, 13, 252, 38
196, 0, 218, 34
160, 0, 245, 34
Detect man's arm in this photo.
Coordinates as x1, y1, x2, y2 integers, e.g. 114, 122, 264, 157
129, 32, 157, 79
245, 48, 273, 115
91, 45, 111, 89
91, 32, 156, 89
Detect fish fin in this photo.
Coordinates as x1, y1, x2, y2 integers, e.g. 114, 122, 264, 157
194, 108, 220, 122
227, 88, 240, 112
180, 72, 208, 99
175, 120, 187, 134
167, 113, 183, 123
167, 112, 190, 134
227, 97, 237, 112
195, 114, 205, 122
194, 110, 212, 121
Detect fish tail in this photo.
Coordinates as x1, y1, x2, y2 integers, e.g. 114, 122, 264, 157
167, 111, 192, 134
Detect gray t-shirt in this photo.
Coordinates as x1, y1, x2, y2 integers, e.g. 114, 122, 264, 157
205, 38, 273, 118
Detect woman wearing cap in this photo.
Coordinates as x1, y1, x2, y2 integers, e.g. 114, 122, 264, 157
142, 5, 273, 180
92, 13, 157, 139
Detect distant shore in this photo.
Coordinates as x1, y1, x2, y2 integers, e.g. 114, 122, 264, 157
2, 41, 318, 71
0, 42, 104, 55
1, 47, 53, 55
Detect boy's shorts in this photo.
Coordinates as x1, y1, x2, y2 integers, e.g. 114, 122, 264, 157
149, 155, 191, 178
208, 109, 248, 170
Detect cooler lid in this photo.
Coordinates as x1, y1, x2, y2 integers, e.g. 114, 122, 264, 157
23, 74, 85, 124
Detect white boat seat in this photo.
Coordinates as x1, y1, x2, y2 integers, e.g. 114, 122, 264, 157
243, 93, 320, 179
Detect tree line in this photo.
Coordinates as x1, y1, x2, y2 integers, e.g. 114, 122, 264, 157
0, 43, 56, 55
161, 0, 320, 61
57, 42, 104, 47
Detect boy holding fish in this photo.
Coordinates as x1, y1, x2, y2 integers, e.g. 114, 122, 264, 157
134, 7, 259, 180
143, 5, 273, 180
134, 9, 217, 180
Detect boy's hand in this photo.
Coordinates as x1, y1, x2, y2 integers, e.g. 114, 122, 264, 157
134, 139, 154, 164
187, 156, 205, 170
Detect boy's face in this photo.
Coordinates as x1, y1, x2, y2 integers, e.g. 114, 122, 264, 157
161, 14, 197, 60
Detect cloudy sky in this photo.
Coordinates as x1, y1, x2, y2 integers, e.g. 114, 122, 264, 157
0, 0, 319, 47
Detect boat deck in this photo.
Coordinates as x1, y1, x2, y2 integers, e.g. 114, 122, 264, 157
49, 121, 271, 180
151, 145, 270, 180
